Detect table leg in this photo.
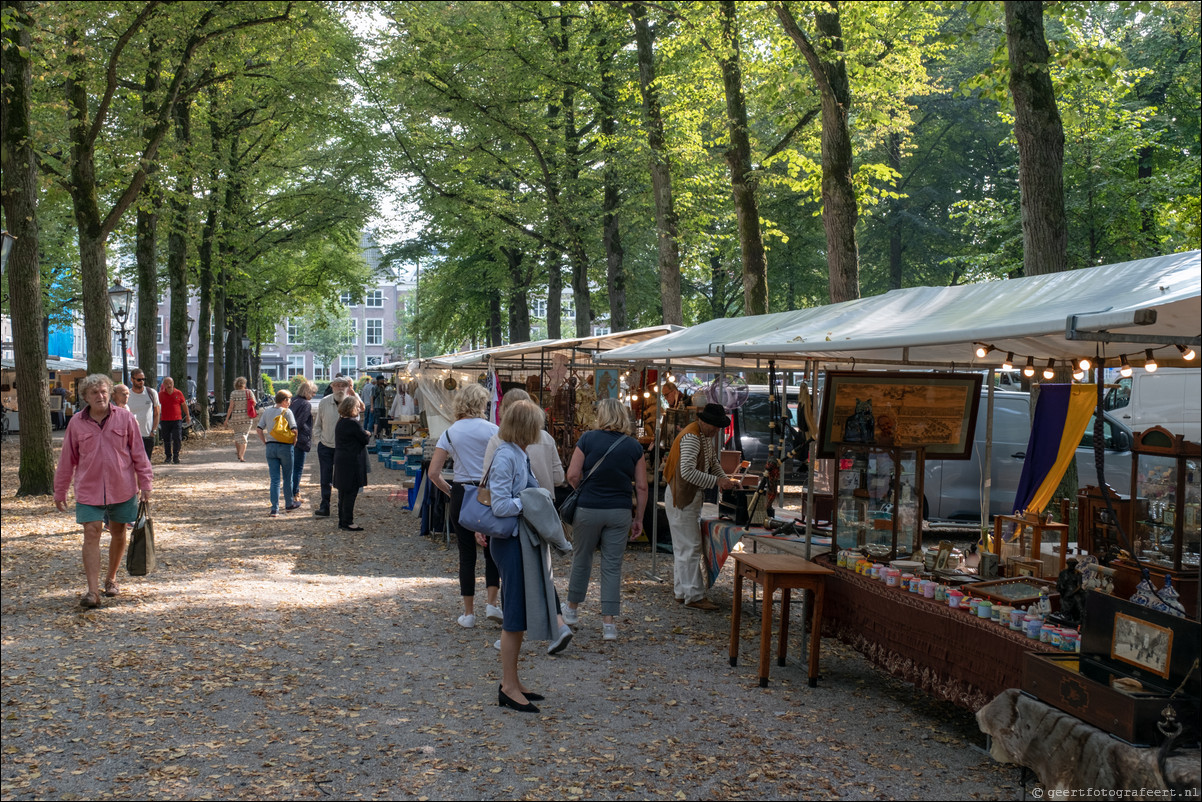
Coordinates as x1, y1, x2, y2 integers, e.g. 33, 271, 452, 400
758, 576, 773, 687
807, 584, 823, 688
729, 567, 744, 667
778, 588, 791, 667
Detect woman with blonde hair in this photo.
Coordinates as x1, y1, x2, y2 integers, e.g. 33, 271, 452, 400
562, 397, 648, 641
224, 376, 257, 462
482, 388, 564, 494
429, 382, 502, 628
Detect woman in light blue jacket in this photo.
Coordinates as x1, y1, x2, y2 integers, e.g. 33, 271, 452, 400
488, 400, 571, 713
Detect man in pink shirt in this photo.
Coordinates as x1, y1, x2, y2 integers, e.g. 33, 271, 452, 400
54, 373, 153, 609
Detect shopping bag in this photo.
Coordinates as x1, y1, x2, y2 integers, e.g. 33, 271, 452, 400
126, 500, 156, 576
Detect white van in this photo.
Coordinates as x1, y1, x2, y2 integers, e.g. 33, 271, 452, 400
1103, 368, 1200, 442
924, 390, 1134, 521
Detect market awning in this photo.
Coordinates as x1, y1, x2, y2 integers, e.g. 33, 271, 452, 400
422, 325, 684, 370
721, 251, 1200, 369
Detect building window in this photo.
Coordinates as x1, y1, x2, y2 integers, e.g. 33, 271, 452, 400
562, 297, 575, 318
156, 316, 163, 344
287, 319, 303, 345
262, 364, 280, 380
312, 363, 329, 381
366, 356, 383, 367
287, 355, 306, 377
365, 319, 383, 345
339, 355, 357, 375
530, 298, 547, 319
340, 291, 355, 306
342, 319, 358, 347
366, 289, 384, 307
593, 325, 611, 336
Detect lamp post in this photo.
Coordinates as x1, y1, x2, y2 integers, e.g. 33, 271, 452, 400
186, 315, 195, 352
241, 334, 251, 391
107, 280, 133, 385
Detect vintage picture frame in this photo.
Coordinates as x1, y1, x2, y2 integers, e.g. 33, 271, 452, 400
1110, 612, 1174, 679
1009, 557, 1044, 578
934, 540, 954, 571
594, 368, 620, 400
816, 371, 983, 458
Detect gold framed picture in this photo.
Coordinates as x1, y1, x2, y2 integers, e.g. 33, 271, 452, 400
1110, 612, 1174, 679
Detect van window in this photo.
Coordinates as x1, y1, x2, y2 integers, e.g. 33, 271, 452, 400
1103, 377, 1131, 411
1079, 415, 1118, 450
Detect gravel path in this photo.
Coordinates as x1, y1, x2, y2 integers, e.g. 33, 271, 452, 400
1, 431, 1022, 800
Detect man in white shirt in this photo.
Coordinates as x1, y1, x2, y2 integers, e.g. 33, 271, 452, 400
311, 376, 359, 517
125, 369, 160, 461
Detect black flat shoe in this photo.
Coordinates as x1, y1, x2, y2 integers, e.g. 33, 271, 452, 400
523, 691, 545, 701
498, 685, 539, 713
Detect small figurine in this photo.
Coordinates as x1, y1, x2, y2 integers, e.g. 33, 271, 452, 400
1056, 559, 1087, 627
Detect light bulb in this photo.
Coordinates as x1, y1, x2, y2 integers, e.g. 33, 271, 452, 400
643, 391, 650, 399
1119, 355, 1133, 378
1073, 370, 1084, 381
1042, 359, 1056, 380
974, 344, 992, 359
1078, 357, 1091, 372
1002, 353, 1014, 371
1144, 349, 1158, 373
1176, 344, 1196, 361
1023, 356, 1036, 377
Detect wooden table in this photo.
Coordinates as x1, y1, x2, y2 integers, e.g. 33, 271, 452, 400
728, 552, 834, 688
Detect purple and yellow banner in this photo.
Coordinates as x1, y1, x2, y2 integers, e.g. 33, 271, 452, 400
1012, 384, 1096, 516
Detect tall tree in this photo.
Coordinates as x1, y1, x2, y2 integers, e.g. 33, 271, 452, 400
1004, 0, 1066, 275
2, 0, 55, 495
775, 1, 861, 302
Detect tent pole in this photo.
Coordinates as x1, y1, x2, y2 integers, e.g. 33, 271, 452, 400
982, 368, 997, 549
804, 360, 818, 560
649, 358, 668, 580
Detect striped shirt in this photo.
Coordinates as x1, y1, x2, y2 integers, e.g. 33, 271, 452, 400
676, 430, 725, 489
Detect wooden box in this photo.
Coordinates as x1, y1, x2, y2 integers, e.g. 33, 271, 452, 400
1022, 653, 1198, 746
1078, 591, 1201, 697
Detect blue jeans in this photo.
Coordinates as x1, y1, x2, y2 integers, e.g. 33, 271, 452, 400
291, 449, 308, 499
265, 441, 295, 512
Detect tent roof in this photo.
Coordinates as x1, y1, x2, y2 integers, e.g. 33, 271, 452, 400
422, 325, 683, 370
602, 251, 1201, 371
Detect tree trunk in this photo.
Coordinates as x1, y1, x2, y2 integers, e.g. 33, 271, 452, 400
546, 246, 563, 339
554, 16, 591, 338
599, 46, 626, 331
775, 2, 861, 302
488, 290, 503, 347
503, 246, 531, 342
1004, 0, 1067, 276
719, 1, 769, 317
630, 2, 684, 325
166, 98, 192, 387
2, 0, 55, 495
887, 132, 903, 290
136, 39, 162, 388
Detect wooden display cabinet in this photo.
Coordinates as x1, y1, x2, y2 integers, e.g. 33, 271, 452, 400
994, 513, 1070, 576
1077, 484, 1134, 560
1113, 427, 1201, 616
832, 445, 923, 561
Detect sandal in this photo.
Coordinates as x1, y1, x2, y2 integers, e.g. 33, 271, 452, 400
80, 591, 101, 609
103, 580, 120, 597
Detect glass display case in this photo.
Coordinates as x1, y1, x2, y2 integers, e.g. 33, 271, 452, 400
1115, 427, 1200, 615
832, 445, 923, 561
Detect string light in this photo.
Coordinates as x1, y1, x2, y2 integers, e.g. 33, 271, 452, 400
1176, 344, 1196, 361
1119, 355, 1133, 378
1144, 349, 1158, 373
1042, 359, 1056, 380
974, 343, 994, 359
1023, 356, 1036, 377
1002, 352, 1014, 371
1077, 357, 1091, 372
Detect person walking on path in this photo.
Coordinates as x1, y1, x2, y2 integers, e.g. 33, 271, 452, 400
290, 381, 316, 507
257, 389, 298, 518
662, 402, 736, 611
126, 369, 160, 462
223, 377, 257, 463
157, 377, 190, 465
562, 398, 648, 640
333, 395, 370, 531
53, 373, 153, 609
482, 389, 564, 497
428, 383, 502, 629
312, 376, 359, 517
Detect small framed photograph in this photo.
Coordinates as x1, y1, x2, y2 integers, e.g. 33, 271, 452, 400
934, 541, 954, 571
1111, 612, 1174, 679
1009, 557, 1044, 578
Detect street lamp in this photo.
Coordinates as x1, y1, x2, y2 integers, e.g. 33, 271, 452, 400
107, 280, 134, 385
186, 315, 195, 351
241, 334, 251, 390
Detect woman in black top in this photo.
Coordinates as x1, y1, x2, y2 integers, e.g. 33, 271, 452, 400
562, 398, 648, 641
333, 394, 370, 531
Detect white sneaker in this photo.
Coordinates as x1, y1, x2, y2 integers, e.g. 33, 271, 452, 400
561, 603, 579, 626
547, 624, 574, 655
457, 614, 476, 628
493, 639, 501, 651
485, 604, 504, 623
602, 623, 618, 641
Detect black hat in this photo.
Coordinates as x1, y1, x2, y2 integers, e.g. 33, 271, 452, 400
698, 402, 730, 428
376, 374, 386, 381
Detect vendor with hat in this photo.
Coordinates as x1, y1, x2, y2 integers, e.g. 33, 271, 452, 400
370, 374, 390, 438
661, 402, 737, 610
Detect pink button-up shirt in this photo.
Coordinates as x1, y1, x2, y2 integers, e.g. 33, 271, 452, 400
54, 405, 153, 506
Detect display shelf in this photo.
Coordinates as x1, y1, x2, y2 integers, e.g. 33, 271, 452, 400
832, 445, 922, 561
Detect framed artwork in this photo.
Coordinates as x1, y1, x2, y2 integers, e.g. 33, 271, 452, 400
1110, 612, 1174, 679
816, 371, 982, 458
594, 368, 620, 400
